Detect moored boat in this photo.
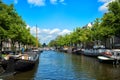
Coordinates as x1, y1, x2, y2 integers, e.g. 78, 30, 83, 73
83, 48, 106, 57
14, 52, 39, 71
98, 56, 115, 63
31, 48, 42, 54
72, 48, 83, 55
98, 49, 120, 64
0, 50, 39, 72
83, 45, 106, 57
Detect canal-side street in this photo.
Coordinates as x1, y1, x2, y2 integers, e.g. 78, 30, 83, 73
1, 50, 120, 80
1, 0, 120, 80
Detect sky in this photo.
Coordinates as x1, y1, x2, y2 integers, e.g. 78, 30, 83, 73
3, 0, 114, 44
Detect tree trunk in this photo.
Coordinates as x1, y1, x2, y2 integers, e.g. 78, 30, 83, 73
18, 42, 21, 51
0, 40, 2, 51
11, 41, 15, 52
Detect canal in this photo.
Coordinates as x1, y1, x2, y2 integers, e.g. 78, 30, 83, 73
0, 50, 120, 80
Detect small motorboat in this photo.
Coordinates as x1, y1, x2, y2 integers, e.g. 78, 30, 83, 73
98, 56, 115, 63
98, 49, 120, 64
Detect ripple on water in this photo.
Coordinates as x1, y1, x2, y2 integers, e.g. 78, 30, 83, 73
3, 50, 119, 80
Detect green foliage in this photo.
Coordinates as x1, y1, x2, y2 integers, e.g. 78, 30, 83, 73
48, 0, 120, 48
0, 27, 7, 40
0, 1, 40, 50
101, 0, 120, 37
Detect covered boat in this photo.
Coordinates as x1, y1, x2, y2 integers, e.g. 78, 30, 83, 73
15, 52, 39, 71
83, 45, 106, 57
0, 51, 39, 72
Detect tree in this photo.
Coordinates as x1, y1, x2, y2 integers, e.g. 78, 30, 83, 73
0, 1, 40, 51
101, 0, 120, 37
108, 0, 120, 37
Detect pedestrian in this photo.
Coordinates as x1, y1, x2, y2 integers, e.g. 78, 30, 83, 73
21, 47, 24, 54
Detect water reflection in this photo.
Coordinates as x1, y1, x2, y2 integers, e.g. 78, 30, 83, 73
70, 54, 120, 80
34, 51, 120, 80
0, 51, 120, 80
0, 59, 39, 80
83, 56, 120, 80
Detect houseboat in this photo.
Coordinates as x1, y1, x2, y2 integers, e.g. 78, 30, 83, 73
0, 50, 39, 72
83, 45, 106, 57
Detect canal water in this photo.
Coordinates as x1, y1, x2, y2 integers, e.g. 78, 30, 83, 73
0, 50, 120, 80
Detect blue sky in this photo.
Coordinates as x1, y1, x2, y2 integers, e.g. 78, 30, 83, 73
3, 0, 113, 44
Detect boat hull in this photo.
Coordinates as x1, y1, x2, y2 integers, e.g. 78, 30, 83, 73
83, 49, 105, 57
98, 56, 120, 64
15, 60, 36, 71
0, 53, 39, 72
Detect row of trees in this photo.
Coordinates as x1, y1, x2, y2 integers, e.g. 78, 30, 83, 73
49, 0, 120, 49
0, 0, 41, 51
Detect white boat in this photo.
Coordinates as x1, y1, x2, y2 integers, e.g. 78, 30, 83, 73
98, 56, 115, 63
83, 45, 106, 57
31, 48, 43, 54
98, 49, 120, 64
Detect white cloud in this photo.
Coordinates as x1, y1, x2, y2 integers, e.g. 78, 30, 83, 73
26, 24, 30, 28
42, 35, 52, 41
27, 0, 46, 6
50, 0, 57, 4
49, 28, 60, 34
59, 0, 66, 5
28, 25, 71, 44
99, 0, 111, 2
98, 0, 115, 12
58, 29, 71, 35
50, 0, 66, 5
14, 0, 18, 4
27, 0, 66, 6
30, 26, 36, 35
42, 29, 50, 33
99, 2, 108, 12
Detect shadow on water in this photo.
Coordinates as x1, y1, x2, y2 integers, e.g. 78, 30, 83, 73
0, 58, 16, 80
1, 51, 120, 80
0, 57, 39, 80
70, 54, 120, 80
0, 64, 16, 80
33, 50, 120, 80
